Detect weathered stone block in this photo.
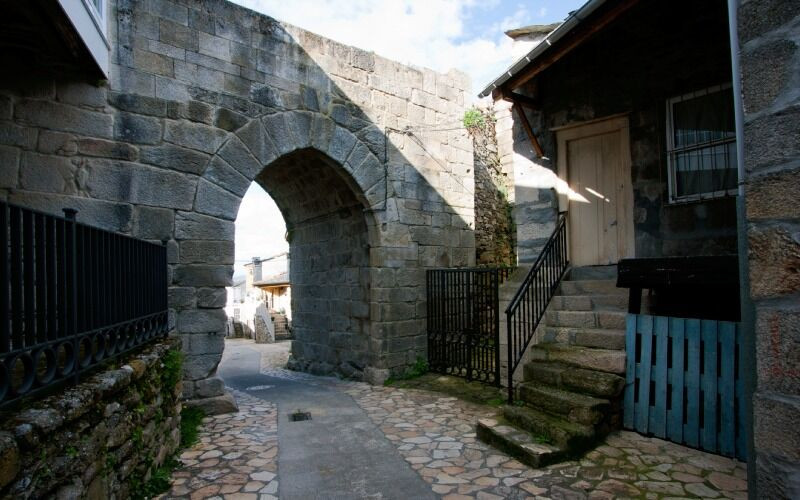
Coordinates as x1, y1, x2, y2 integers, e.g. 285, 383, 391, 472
168, 286, 196, 309
175, 211, 235, 240
0, 146, 19, 188
159, 19, 198, 51
85, 159, 197, 210
0, 122, 37, 150
755, 306, 800, 395
178, 309, 227, 333
741, 39, 797, 114
182, 392, 238, 415
173, 264, 233, 287
164, 120, 228, 154
754, 392, 800, 462
194, 178, 241, 220
108, 92, 167, 117
19, 152, 76, 194
56, 82, 107, 108
217, 135, 263, 179
748, 224, 800, 299
744, 105, 800, 172
14, 100, 113, 138
133, 206, 174, 240
739, 0, 800, 43
76, 138, 138, 161
193, 376, 225, 398
7, 192, 133, 233
179, 240, 235, 264
203, 156, 250, 196
114, 112, 163, 145
0, 432, 19, 489
197, 287, 227, 308
746, 168, 800, 220
139, 143, 209, 174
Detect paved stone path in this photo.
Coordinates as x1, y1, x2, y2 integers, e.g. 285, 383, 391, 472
165, 390, 279, 499
165, 340, 748, 499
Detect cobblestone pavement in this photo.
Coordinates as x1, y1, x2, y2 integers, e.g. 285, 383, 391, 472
167, 341, 747, 499
163, 390, 279, 499
343, 384, 748, 500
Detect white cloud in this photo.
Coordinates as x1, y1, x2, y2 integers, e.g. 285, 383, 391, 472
232, 0, 532, 99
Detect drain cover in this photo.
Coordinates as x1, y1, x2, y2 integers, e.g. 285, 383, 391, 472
289, 411, 312, 422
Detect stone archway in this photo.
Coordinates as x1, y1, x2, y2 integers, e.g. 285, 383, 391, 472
180, 110, 389, 410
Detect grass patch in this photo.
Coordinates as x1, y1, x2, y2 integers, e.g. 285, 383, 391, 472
384, 356, 429, 386
462, 107, 486, 129
180, 406, 205, 448
161, 349, 183, 390
130, 457, 180, 500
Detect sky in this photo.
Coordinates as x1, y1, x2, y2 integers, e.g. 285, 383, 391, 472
229, 0, 586, 277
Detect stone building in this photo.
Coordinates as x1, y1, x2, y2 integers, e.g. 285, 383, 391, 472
0, 0, 474, 413
478, 0, 800, 496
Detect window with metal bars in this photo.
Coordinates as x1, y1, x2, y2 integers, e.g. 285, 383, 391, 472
666, 84, 738, 203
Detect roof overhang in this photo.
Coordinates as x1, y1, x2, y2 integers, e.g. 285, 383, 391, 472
479, 0, 640, 98
0, 0, 109, 80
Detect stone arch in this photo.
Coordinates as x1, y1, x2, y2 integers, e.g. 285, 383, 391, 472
181, 110, 388, 400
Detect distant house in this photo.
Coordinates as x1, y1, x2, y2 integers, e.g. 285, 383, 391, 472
244, 253, 291, 319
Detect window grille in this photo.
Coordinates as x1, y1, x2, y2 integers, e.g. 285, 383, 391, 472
666, 84, 737, 202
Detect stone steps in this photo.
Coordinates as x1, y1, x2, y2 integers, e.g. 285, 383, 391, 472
501, 404, 596, 451
543, 327, 626, 350
522, 362, 626, 398
518, 382, 613, 425
529, 343, 626, 374
476, 417, 565, 468
545, 309, 627, 329
479, 265, 628, 465
559, 279, 625, 296
550, 294, 628, 312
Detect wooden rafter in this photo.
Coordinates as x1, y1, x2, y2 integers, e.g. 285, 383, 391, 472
512, 103, 544, 158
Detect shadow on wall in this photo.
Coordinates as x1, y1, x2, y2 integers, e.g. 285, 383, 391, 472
0, 0, 476, 403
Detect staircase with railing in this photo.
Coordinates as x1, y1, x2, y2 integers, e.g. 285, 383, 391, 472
505, 212, 569, 403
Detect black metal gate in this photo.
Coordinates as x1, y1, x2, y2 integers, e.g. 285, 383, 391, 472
426, 268, 511, 385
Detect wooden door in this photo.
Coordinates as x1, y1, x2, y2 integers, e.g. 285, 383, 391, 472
556, 116, 634, 266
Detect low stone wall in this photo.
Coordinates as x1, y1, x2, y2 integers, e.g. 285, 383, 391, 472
0, 340, 182, 499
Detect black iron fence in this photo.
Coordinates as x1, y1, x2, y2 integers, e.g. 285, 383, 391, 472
427, 267, 512, 385
506, 212, 568, 403
0, 202, 168, 408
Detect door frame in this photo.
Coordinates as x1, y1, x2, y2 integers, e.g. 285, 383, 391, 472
554, 114, 635, 264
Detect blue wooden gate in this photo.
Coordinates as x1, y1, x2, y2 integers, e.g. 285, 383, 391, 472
624, 314, 746, 460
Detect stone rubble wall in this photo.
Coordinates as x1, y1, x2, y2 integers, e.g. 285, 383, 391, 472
0, 341, 182, 499
0, 0, 474, 407
469, 106, 515, 266
738, 0, 800, 496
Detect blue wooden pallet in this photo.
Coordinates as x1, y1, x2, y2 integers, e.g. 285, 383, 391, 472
624, 314, 746, 461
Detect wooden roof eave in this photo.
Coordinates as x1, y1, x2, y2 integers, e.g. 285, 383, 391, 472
492, 0, 641, 99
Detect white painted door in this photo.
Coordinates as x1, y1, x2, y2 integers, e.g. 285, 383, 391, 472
556, 117, 634, 266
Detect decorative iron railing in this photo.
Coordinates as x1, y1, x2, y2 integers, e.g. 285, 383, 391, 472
506, 212, 569, 403
427, 267, 513, 385
0, 202, 168, 408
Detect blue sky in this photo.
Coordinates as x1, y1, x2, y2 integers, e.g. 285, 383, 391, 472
229, 0, 586, 276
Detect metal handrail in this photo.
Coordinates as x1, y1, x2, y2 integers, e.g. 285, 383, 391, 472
506, 212, 569, 403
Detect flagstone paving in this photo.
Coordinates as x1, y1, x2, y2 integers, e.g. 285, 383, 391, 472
162, 390, 279, 499
165, 340, 748, 499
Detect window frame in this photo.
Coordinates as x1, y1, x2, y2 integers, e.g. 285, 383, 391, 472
81, 0, 108, 44
665, 83, 738, 204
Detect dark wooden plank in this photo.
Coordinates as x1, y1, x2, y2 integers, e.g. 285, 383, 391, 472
636, 315, 654, 434
719, 321, 736, 457
668, 317, 685, 443
652, 316, 669, 438
623, 313, 637, 429
701, 320, 719, 452
685, 319, 701, 447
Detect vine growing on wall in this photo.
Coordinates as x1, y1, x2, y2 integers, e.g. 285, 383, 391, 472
465, 106, 516, 267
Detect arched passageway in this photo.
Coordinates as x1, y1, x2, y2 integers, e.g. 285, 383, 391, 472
252, 148, 374, 376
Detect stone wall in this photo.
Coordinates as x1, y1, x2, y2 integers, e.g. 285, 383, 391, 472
0, 341, 181, 499
0, 0, 474, 408
469, 107, 515, 266
500, 0, 738, 261
738, 0, 800, 496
